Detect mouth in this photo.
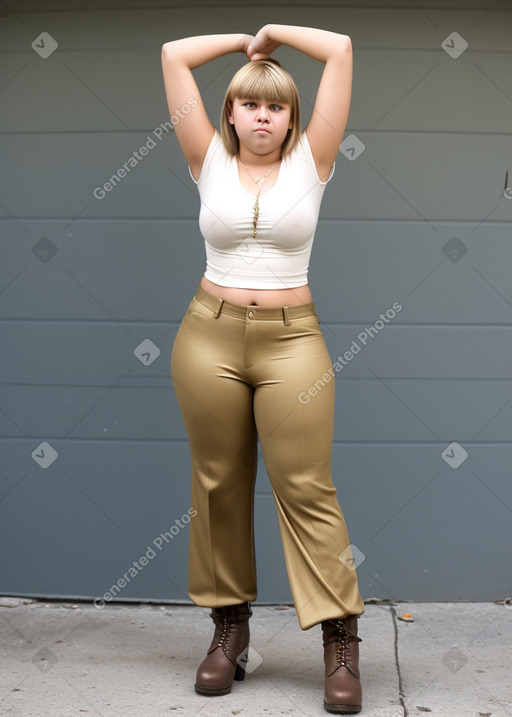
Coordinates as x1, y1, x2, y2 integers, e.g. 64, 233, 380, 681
254, 128, 270, 134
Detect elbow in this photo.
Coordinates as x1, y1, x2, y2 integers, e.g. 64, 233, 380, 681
337, 34, 352, 54
161, 41, 180, 62
161, 42, 170, 64
329, 34, 351, 63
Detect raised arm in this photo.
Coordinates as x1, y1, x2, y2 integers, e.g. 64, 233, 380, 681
248, 25, 353, 181
161, 34, 253, 180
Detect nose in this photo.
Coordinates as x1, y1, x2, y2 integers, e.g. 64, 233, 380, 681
256, 104, 270, 121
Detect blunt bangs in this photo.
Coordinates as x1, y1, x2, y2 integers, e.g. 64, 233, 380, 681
230, 62, 295, 106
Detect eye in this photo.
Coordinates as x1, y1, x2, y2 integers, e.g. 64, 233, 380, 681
269, 104, 283, 111
243, 101, 257, 108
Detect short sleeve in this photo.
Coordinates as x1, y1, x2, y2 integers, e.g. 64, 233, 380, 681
299, 131, 335, 185
188, 130, 224, 185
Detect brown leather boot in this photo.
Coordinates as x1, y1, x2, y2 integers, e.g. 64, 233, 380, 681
194, 602, 252, 696
321, 615, 362, 714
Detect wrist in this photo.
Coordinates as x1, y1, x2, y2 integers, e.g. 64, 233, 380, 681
236, 32, 254, 54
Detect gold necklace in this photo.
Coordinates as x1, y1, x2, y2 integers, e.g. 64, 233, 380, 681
239, 159, 280, 238
239, 160, 279, 184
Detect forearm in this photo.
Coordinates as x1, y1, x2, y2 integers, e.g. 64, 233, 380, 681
265, 24, 351, 63
162, 33, 249, 70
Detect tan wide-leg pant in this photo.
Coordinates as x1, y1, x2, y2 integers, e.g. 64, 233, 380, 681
170, 285, 364, 630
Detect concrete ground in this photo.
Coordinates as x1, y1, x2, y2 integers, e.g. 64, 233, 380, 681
0, 598, 511, 717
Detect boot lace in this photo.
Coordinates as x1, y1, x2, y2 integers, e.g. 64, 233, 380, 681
333, 618, 361, 669
217, 615, 232, 658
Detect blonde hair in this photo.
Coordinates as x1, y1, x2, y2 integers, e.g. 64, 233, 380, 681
220, 59, 301, 158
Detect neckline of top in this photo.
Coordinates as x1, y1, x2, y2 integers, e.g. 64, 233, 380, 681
234, 155, 284, 199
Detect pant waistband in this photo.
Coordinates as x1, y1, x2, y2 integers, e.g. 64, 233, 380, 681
193, 285, 317, 324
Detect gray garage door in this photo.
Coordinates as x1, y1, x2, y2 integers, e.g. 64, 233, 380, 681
1, 1, 511, 607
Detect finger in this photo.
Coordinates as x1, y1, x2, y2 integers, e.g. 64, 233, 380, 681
247, 37, 262, 53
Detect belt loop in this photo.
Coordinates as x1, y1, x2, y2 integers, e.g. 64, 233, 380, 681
282, 306, 291, 326
213, 298, 224, 319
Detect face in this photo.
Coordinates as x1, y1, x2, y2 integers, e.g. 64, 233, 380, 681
228, 97, 293, 156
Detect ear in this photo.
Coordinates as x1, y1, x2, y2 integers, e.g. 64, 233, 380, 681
227, 101, 234, 125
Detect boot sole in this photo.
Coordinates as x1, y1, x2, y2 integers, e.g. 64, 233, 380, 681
324, 701, 361, 714
194, 683, 232, 696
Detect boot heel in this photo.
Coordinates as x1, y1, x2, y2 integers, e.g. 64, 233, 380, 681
234, 647, 249, 681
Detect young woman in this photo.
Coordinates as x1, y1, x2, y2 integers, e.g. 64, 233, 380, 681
161, 24, 365, 714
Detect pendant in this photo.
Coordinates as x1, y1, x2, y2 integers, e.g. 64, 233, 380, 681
252, 196, 260, 238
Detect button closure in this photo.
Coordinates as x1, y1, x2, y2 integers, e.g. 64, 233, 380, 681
248, 310, 254, 318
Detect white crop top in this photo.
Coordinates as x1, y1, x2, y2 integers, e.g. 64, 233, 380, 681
189, 130, 334, 289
